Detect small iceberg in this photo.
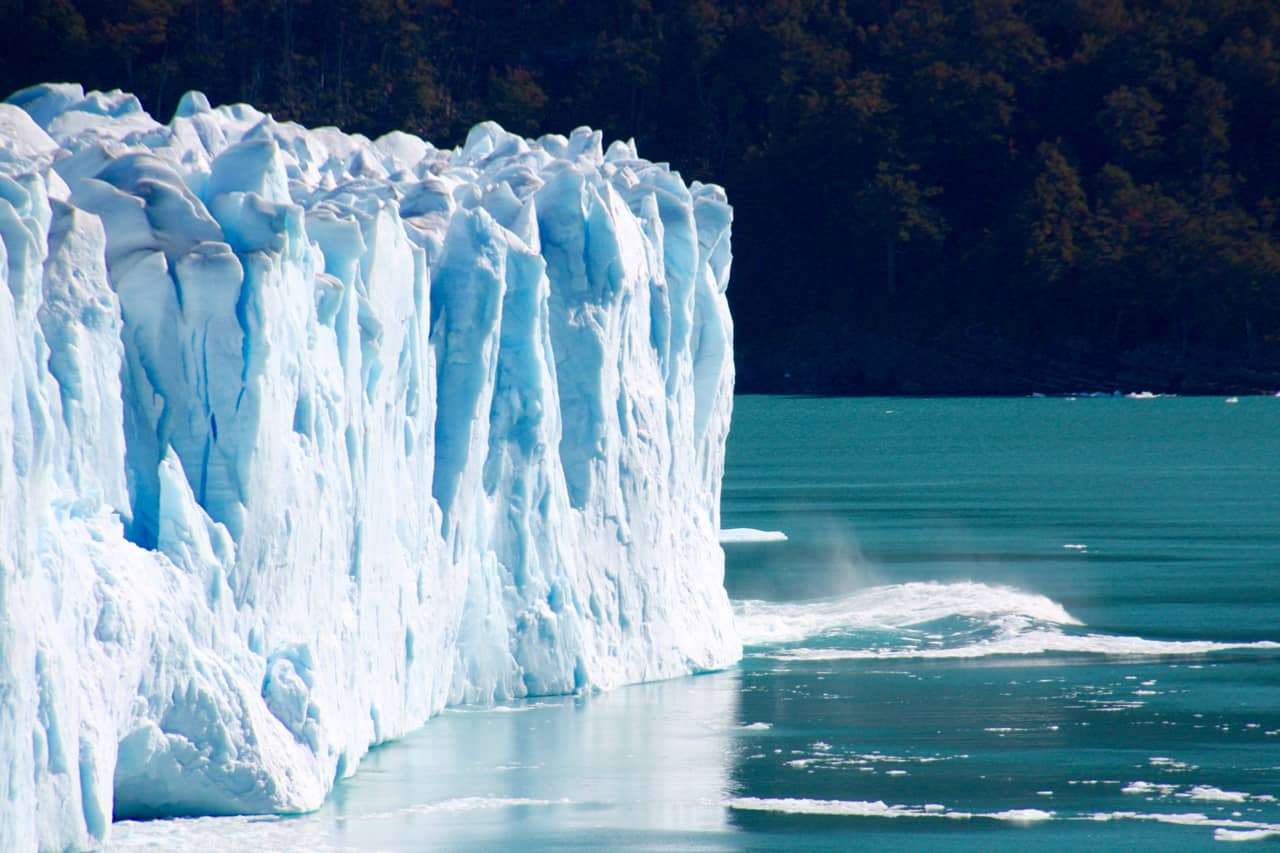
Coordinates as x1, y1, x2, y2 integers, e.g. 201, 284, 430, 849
720, 528, 789, 544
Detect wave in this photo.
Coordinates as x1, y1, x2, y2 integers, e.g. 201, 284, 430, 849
728, 796, 1052, 823
727, 797, 1280, 842
733, 581, 1279, 661
760, 633, 1280, 662
734, 581, 1080, 644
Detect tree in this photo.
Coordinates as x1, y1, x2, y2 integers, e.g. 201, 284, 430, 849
1023, 141, 1088, 286
854, 162, 946, 298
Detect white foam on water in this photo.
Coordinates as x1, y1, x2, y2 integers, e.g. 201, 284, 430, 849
990, 809, 1057, 823
720, 528, 789, 544
755, 634, 1280, 662
728, 797, 1280, 843
1084, 810, 1280, 841
735, 581, 1280, 661
1084, 810, 1210, 824
1123, 781, 1179, 796
1181, 786, 1253, 803
782, 750, 965, 772
726, 797, 1053, 823
734, 581, 1080, 646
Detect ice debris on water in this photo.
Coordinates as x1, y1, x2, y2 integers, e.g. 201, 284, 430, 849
0, 83, 739, 851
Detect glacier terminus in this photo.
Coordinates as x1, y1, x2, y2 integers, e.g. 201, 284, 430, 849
0, 83, 738, 851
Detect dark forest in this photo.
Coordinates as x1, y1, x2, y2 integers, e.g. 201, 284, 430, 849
5, 0, 1280, 393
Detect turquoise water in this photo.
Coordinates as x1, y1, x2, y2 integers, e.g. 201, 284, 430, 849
113, 396, 1280, 850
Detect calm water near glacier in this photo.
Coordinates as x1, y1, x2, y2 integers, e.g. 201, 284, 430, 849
113, 395, 1280, 851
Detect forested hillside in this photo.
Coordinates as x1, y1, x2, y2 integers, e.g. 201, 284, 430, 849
5, 0, 1280, 393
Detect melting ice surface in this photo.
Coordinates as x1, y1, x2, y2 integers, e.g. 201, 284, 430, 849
0, 83, 737, 851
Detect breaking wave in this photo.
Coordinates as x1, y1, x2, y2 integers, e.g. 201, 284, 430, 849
733, 581, 1280, 661
727, 797, 1280, 842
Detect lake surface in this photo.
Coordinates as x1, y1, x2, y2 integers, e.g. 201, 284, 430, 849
113, 395, 1280, 850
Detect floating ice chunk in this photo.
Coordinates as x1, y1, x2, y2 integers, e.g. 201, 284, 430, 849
719, 528, 788, 544
1123, 781, 1179, 796
1216, 828, 1280, 841
1181, 786, 1251, 803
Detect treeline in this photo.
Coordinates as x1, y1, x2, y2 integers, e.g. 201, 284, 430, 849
5, 0, 1280, 392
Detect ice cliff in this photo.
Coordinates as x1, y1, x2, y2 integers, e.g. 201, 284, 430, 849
0, 84, 737, 851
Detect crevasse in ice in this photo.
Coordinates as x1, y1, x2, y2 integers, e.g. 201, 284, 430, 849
0, 84, 737, 851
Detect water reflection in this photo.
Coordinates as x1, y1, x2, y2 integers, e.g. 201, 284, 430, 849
112, 670, 742, 852
322, 668, 740, 848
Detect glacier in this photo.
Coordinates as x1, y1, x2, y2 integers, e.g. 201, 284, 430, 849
0, 83, 737, 851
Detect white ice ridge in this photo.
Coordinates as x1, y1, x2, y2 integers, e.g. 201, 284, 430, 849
0, 83, 738, 851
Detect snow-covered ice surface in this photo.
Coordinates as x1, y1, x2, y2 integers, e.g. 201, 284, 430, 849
0, 83, 738, 851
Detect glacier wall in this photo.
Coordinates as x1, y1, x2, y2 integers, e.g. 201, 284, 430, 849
0, 84, 737, 851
